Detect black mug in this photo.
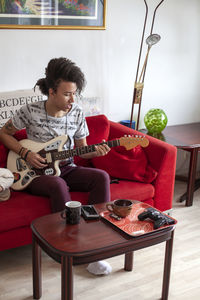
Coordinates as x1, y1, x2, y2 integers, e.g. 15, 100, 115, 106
61, 201, 82, 225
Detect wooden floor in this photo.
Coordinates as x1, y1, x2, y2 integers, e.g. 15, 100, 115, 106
0, 181, 200, 300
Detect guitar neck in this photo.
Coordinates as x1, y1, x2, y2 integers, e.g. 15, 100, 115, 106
52, 139, 120, 162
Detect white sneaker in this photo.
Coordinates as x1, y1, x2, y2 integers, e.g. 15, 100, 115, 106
87, 260, 112, 275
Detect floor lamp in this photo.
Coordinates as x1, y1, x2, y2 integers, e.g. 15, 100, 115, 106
130, 0, 166, 130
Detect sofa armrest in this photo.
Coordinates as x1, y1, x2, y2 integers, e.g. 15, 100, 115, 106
108, 121, 177, 211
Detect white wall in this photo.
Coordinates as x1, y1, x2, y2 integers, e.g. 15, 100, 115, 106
0, 0, 200, 128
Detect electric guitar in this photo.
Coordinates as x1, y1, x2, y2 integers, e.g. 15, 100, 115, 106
7, 135, 149, 191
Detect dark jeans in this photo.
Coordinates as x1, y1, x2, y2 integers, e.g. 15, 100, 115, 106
26, 165, 110, 212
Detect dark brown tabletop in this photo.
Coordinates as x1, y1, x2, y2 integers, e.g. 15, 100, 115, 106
31, 203, 174, 264
140, 122, 200, 148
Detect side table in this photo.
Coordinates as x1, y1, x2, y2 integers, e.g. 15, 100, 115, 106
140, 122, 200, 206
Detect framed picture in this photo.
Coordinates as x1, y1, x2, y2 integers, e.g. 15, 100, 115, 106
0, 0, 106, 30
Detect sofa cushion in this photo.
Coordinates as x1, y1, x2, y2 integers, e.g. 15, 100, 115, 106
70, 180, 155, 206
92, 145, 157, 183
86, 114, 110, 144
110, 179, 155, 201
74, 114, 110, 166
0, 191, 51, 233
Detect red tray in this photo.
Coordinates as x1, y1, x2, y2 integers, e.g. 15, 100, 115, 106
100, 202, 177, 237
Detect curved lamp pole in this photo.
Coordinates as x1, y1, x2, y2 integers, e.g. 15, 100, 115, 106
130, 0, 165, 130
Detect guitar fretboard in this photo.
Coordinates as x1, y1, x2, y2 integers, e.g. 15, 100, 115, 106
52, 140, 120, 161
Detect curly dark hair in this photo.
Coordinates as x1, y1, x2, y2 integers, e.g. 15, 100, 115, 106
34, 57, 86, 96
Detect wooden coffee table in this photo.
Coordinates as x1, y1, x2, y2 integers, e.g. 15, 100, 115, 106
31, 203, 175, 300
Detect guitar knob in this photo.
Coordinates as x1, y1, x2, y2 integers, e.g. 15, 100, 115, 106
28, 171, 36, 177
22, 175, 30, 186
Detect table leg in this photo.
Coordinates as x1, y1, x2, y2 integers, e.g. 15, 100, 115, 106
161, 231, 174, 300
180, 148, 199, 206
61, 256, 73, 300
124, 252, 134, 271
32, 236, 42, 299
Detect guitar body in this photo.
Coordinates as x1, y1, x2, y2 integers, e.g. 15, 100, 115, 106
7, 135, 68, 191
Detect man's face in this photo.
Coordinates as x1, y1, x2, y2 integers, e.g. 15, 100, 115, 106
50, 81, 78, 112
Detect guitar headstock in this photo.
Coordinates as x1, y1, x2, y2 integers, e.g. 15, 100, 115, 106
119, 135, 149, 150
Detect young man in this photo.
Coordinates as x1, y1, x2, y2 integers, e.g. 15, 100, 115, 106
0, 57, 111, 212
0, 57, 112, 275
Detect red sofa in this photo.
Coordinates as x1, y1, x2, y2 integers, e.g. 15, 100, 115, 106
0, 114, 177, 251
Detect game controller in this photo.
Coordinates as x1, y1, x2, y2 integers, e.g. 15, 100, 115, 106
138, 207, 175, 229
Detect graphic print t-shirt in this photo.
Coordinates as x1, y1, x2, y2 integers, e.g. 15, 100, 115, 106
12, 101, 89, 151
